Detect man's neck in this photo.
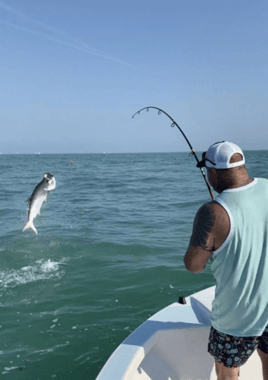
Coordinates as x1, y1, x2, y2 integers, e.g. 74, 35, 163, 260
224, 176, 254, 190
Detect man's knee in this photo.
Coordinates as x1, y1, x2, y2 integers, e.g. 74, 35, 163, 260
215, 359, 240, 380
257, 348, 268, 377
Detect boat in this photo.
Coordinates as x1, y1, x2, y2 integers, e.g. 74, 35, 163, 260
96, 286, 262, 380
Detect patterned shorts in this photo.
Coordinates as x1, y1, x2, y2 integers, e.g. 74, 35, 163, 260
208, 324, 268, 368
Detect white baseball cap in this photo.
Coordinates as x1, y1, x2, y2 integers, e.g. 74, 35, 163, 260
197, 141, 245, 169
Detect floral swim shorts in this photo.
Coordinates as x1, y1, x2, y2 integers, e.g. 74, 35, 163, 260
208, 324, 268, 368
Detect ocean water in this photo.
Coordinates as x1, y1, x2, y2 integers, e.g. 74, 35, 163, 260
0, 151, 267, 379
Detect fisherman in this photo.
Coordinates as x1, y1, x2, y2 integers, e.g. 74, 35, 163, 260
184, 141, 268, 380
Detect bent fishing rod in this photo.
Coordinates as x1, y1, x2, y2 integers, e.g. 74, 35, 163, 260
132, 106, 214, 200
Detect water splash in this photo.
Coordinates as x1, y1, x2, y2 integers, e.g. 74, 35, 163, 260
0, 259, 67, 290
40, 259, 60, 272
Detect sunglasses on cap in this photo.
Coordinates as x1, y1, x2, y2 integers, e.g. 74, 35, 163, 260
196, 141, 225, 168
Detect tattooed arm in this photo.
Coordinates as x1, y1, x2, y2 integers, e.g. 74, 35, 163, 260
184, 202, 216, 274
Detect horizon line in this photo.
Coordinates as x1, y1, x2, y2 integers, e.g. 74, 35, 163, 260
0, 149, 266, 155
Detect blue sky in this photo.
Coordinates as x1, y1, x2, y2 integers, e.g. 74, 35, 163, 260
1, 0, 268, 153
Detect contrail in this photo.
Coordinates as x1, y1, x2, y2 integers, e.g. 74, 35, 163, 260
0, 1, 65, 34
0, 1, 131, 67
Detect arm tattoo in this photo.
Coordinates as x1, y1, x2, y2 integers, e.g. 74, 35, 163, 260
189, 203, 215, 251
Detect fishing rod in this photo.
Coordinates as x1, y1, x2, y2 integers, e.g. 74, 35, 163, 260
132, 106, 214, 200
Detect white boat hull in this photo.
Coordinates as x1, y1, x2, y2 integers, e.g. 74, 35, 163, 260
96, 286, 263, 379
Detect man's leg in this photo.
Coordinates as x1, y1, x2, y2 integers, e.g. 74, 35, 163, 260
257, 348, 268, 380
208, 327, 257, 379
215, 359, 239, 380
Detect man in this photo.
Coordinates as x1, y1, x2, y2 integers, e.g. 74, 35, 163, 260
184, 141, 268, 380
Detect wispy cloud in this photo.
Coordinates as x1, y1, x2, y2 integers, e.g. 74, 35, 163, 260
0, 1, 131, 67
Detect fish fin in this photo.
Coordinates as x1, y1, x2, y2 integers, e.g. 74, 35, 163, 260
22, 221, 38, 234
43, 192, 49, 200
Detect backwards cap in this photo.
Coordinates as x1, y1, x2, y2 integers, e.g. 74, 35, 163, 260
198, 141, 245, 169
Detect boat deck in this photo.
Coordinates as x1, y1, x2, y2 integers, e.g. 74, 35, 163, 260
130, 326, 262, 379
96, 286, 264, 379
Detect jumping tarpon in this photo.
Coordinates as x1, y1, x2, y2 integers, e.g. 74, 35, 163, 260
23, 173, 56, 234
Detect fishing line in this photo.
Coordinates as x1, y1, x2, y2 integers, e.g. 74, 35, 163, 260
132, 106, 214, 200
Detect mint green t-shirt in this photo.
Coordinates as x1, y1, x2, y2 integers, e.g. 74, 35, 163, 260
211, 178, 268, 337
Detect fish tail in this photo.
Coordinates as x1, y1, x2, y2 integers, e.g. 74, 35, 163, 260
22, 221, 38, 234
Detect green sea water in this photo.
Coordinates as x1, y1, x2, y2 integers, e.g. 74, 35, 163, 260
0, 151, 267, 379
